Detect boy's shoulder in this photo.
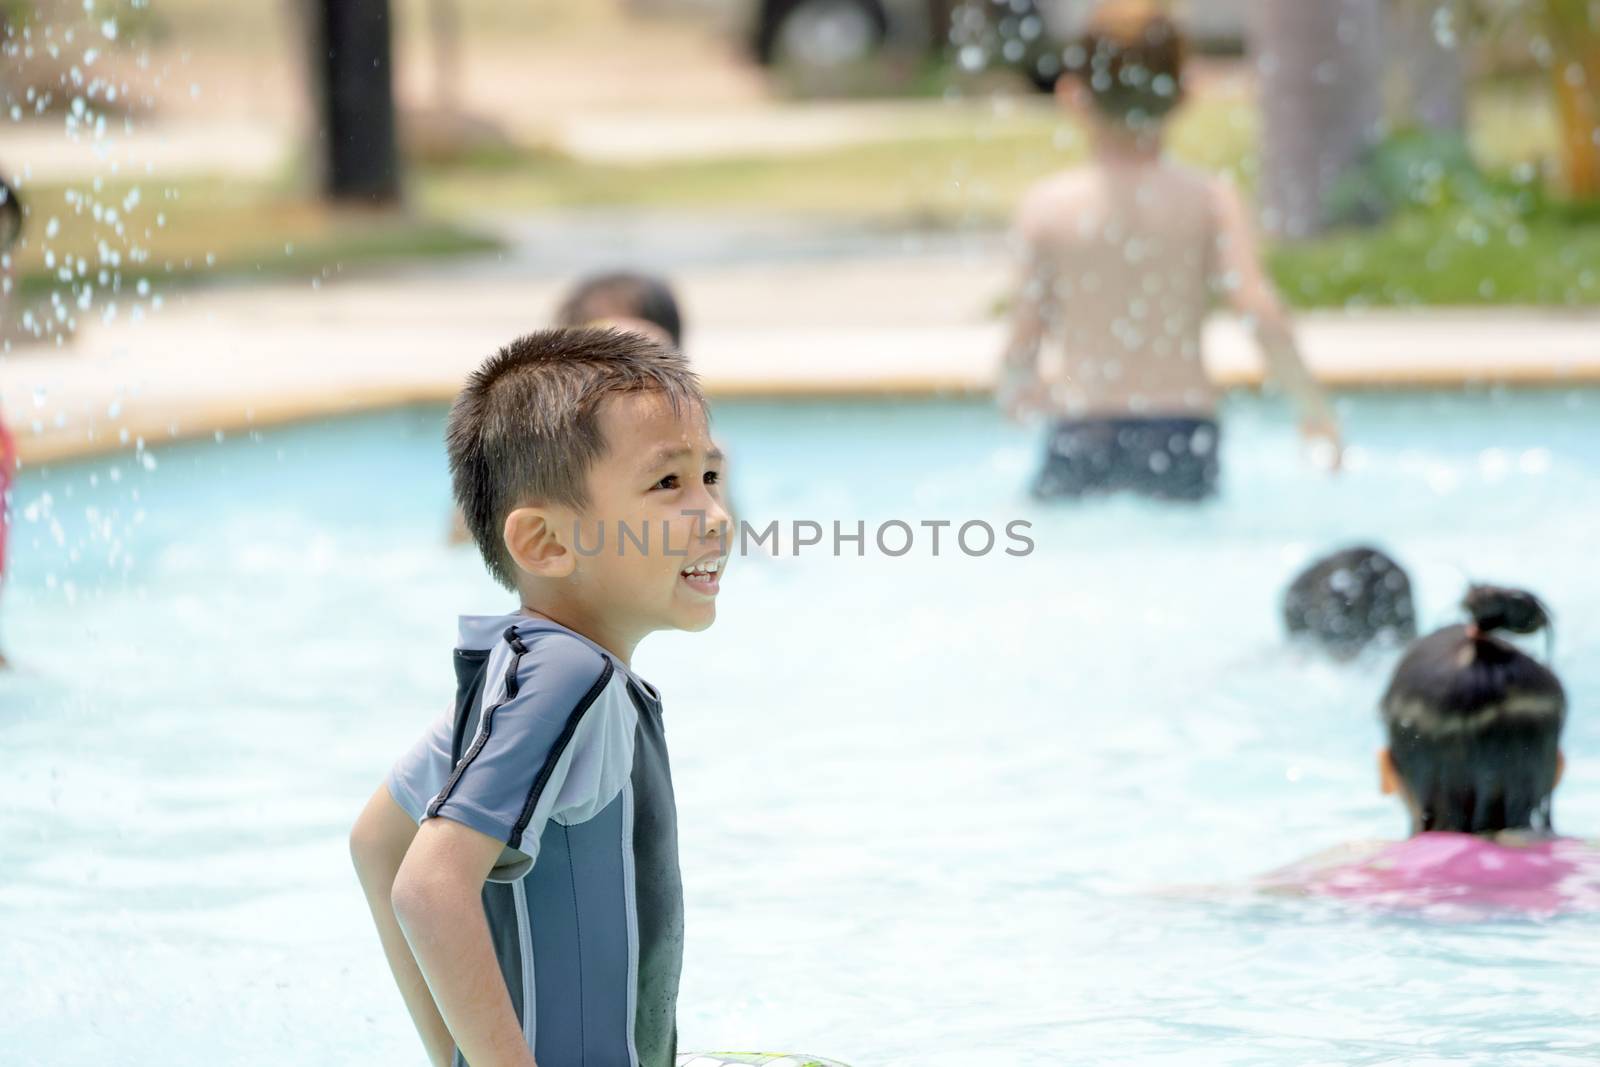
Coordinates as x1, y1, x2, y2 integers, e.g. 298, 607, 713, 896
461, 612, 668, 725
405, 613, 651, 860
1016, 167, 1095, 227
459, 613, 622, 710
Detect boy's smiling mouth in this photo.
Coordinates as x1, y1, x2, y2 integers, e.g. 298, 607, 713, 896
678, 555, 724, 596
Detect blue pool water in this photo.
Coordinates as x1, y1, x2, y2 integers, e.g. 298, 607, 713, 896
2, 391, 1598, 1065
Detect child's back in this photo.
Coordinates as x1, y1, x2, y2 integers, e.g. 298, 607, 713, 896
1013, 158, 1220, 418
1001, 0, 1339, 500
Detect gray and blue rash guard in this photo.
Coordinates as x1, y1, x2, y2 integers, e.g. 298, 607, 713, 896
386, 613, 682, 1067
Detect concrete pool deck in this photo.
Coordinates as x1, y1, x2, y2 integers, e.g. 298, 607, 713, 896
3, 247, 1600, 466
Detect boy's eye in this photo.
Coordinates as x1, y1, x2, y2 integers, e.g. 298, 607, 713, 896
704, 470, 720, 486
652, 474, 679, 491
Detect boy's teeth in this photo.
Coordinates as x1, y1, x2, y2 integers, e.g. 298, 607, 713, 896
682, 559, 721, 576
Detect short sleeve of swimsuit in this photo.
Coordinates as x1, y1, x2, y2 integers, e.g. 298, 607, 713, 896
385, 627, 626, 881
386, 700, 455, 824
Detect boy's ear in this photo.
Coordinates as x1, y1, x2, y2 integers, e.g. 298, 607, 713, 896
1377, 748, 1401, 796
1554, 749, 1566, 790
503, 506, 575, 580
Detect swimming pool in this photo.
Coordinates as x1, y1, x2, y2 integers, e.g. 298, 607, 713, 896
3, 391, 1598, 1065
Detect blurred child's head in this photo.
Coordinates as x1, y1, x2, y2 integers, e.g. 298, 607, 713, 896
1060, 0, 1186, 132
447, 328, 729, 649
1379, 585, 1565, 835
1283, 546, 1417, 660
555, 271, 684, 349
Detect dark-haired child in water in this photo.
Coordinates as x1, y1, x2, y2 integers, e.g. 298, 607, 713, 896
1261, 585, 1600, 915
1282, 546, 1417, 660
449, 271, 688, 545
1000, 0, 1340, 501
556, 270, 683, 349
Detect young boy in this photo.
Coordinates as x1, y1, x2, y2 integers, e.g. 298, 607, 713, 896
1000, 0, 1341, 500
448, 271, 687, 546
351, 327, 730, 1067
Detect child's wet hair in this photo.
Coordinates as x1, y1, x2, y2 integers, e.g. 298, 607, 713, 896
555, 271, 684, 349
1065, 0, 1186, 127
1282, 545, 1417, 659
447, 327, 704, 591
1381, 585, 1565, 834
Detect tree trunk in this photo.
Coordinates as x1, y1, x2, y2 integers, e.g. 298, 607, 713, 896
1386, 0, 1467, 133
429, 0, 463, 116
1540, 1, 1600, 199
927, 0, 955, 48
1252, 0, 1386, 238
308, 0, 401, 205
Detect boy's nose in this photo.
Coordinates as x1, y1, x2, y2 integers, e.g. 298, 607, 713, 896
687, 486, 731, 541
699, 495, 732, 541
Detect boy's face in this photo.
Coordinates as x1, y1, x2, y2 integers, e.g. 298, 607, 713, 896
567, 390, 730, 643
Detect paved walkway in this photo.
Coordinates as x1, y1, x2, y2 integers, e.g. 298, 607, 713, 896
4, 239, 1599, 466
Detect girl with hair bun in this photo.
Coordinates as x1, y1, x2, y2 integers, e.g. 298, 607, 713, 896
1261, 585, 1600, 914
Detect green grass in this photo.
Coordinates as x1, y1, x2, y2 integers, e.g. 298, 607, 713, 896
15, 177, 498, 287
415, 83, 1600, 309
416, 94, 1254, 229
7, 174, 501, 339
1270, 208, 1600, 308
9, 77, 1588, 314
1273, 124, 1600, 308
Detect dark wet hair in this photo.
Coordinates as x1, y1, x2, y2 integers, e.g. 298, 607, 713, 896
447, 327, 704, 591
1065, 0, 1186, 127
1283, 546, 1417, 659
554, 271, 684, 349
1381, 585, 1565, 835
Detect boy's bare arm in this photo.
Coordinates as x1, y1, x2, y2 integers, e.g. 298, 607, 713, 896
393, 817, 538, 1067
999, 240, 1052, 421
350, 786, 456, 1067
1209, 177, 1341, 458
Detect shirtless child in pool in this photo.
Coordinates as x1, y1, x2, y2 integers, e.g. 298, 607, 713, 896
1000, 0, 1340, 500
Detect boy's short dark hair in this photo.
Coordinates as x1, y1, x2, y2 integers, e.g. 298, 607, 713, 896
1069, 0, 1186, 126
448, 327, 704, 590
